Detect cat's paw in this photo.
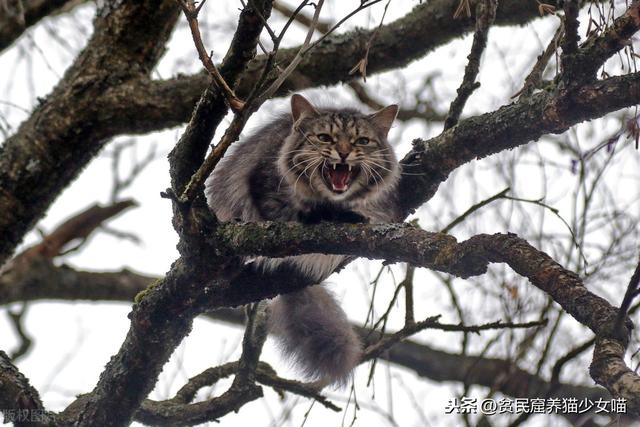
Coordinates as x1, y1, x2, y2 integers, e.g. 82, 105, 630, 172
297, 204, 369, 224
333, 210, 368, 224
297, 209, 322, 224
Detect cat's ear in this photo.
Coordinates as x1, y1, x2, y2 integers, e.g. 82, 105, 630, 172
291, 94, 319, 122
368, 105, 399, 136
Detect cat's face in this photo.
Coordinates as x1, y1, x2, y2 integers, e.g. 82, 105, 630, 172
278, 94, 399, 203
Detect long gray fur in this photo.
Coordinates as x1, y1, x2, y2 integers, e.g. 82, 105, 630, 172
205, 94, 400, 386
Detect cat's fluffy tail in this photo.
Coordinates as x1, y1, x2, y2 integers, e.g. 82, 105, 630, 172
268, 286, 362, 387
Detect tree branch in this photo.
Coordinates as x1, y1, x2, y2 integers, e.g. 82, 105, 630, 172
97, 0, 572, 136
0, 350, 56, 426
176, 0, 245, 112
443, 0, 497, 130
0, 0, 180, 267
397, 72, 640, 218
1, 0, 624, 268
0, 257, 628, 422
573, 2, 640, 80
0, 0, 78, 53
168, 0, 272, 195
560, 0, 580, 75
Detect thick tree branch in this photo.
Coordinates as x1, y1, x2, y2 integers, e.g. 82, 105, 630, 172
99, 0, 573, 135
397, 72, 640, 217
0, 351, 55, 426
0, 259, 154, 304
130, 303, 268, 427
0, 0, 77, 53
205, 222, 639, 413
132, 361, 339, 426
0, 0, 626, 269
62, 215, 640, 415
69, 0, 275, 421
513, 24, 564, 97
168, 0, 272, 195
573, 2, 640, 80
1, 0, 639, 423
68, 254, 230, 426
20, 200, 136, 259
560, 0, 581, 75
0, 256, 629, 422
0, 0, 179, 267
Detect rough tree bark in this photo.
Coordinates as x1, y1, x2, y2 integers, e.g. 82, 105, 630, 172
1, 0, 640, 426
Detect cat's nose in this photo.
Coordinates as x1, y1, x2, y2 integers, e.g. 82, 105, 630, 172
338, 151, 349, 162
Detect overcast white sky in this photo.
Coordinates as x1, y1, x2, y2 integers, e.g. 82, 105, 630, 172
1, 1, 639, 426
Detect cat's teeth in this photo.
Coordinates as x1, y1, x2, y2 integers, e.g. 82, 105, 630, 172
333, 163, 337, 170
348, 165, 352, 172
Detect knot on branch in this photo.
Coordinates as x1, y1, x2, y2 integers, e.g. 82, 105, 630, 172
435, 235, 489, 278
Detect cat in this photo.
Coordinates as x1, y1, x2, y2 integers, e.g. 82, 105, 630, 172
205, 94, 400, 387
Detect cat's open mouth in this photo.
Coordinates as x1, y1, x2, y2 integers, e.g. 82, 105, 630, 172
323, 162, 360, 193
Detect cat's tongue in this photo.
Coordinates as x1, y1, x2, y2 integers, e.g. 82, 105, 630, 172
330, 165, 351, 192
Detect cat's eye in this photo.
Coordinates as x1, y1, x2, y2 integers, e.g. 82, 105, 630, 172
355, 137, 370, 145
316, 133, 333, 143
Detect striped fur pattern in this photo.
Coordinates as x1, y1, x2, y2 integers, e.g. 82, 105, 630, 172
205, 94, 400, 386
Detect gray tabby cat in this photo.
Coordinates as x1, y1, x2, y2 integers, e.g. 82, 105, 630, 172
205, 94, 400, 386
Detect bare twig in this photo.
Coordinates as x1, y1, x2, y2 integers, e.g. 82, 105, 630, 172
168, 0, 272, 198
402, 265, 415, 325
176, 0, 245, 111
441, 187, 510, 233
7, 303, 32, 362
233, 302, 269, 386
503, 194, 587, 265
271, 0, 331, 33
363, 316, 547, 361
255, 365, 340, 411
274, 0, 444, 122
453, 0, 472, 19
348, 80, 446, 121
349, 0, 391, 82
255, 0, 325, 103
305, 0, 384, 53
109, 142, 157, 203
149, 360, 339, 416
179, 0, 326, 204
444, 0, 498, 130
513, 23, 564, 98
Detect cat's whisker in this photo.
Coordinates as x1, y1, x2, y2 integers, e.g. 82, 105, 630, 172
299, 133, 321, 150
277, 156, 319, 191
360, 162, 372, 183
370, 166, 386, 184
361, 163, 381, 193
293, 158, 322, 194
369, 159, 422, 176
368, 148, 391, 155
362, 161, 386, 187
281, 148, 317, 156
208, 94, 401, 388
295, 158, 323, 193
307, 159, 324, 190
291, 154, 321, 165
362, 159, 393, 173
368, 153, 393, 161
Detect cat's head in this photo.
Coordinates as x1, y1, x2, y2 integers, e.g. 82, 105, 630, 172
278, 94, 400, 204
